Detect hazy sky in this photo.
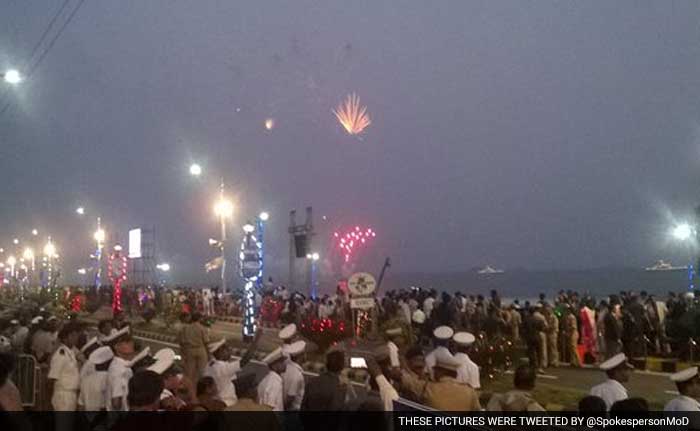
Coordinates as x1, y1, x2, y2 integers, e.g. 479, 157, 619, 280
2, 1, 700, 284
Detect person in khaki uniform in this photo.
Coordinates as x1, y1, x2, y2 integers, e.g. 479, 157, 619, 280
486, 365, 545, 411
544, 304, 559, 367
532, 304, 548, 369
177, 312, 209, 385
400, 348, 481, 411
564, 305, 581, 367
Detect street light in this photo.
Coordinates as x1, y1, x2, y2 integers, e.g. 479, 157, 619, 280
214, 198, 234, 219
22, 248, 35, 272
13, 239, 19, 245
31, 229, 38, 236
189, 163, 202, 177
94, 218, 106, 289
156, 263, 171, 272
673, 224, 693, 241
307, 252, 320, 299
259, 211, 269, 221
76, 207, 85, 215
3, 69, 22, 85
7, 256, 16, 277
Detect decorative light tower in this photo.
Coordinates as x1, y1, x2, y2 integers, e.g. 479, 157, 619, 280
108, 245, 127, 314
240, 222, 263, 339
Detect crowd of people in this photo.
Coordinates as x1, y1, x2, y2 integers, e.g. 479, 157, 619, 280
0, 283, 699, 422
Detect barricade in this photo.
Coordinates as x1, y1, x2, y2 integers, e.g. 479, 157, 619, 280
10, 354, 39, 408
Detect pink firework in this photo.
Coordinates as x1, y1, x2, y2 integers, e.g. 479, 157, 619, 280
333, 226, 377, 263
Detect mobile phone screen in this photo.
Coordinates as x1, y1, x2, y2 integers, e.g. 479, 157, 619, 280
350, 357, 367, 368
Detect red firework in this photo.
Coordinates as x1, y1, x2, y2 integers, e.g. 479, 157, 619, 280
333, 226, 376, 263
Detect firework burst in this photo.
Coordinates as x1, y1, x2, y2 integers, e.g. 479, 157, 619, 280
333, 93, 371, 135
334, 226, 376, 263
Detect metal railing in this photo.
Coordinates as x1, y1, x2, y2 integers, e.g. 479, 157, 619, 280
10, 354, 39, 408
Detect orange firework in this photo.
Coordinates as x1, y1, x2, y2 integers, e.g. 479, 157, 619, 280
333, 93, 371, 135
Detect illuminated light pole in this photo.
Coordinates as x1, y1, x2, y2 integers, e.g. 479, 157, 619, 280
672, 223, 696, 290
306, 252, 320, 299
22, 248, 35, 272
7, 256, 16, 278
213, 180, 234, 295
94, 218, 106, 290
44, 238, 56, 287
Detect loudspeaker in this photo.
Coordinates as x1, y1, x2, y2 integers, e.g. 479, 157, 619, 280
294, 235, 308, 258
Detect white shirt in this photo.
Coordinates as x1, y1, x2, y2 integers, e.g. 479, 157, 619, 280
80, 361, 96, 380
664, 395, 700, 411
48, 344, 80, 392
455, 352, 480, 389
282, 360, 305, 411
257, 371, 284, 411
203, 359, 241, 406
423, 297, 435, 318
590, 379, 628, 410
78, 370, 108, 410
424, 346, 450, 379
106, 357, 132, 411
387, 341, 400, 368
375, 375, 399, 411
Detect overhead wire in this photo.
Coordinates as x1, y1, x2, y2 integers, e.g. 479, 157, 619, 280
0, 0, 87, 118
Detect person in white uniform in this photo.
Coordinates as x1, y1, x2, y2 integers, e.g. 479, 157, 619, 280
148, 348, 192, 410
48, 322, 82, 411
257, 347, 287, 411
203, 333, 260, 407
105, 327, 134, 411
79, 337, 101, 380
282, 340, 306, 411
589, 352, 633, 410
78, 346, 113, 411
453, 331, 480, 389
665, 366, 700, 411
424, 326, 454, 380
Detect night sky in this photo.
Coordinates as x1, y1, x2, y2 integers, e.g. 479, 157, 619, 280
2, 1, 700, 285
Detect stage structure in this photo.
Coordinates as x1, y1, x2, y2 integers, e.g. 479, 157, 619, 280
240, 222, 263, 338
288, 207, 314, 293
128, 227, 157, 286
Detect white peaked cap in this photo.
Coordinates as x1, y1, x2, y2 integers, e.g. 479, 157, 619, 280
453, 332, 476, 346
282, 340, 306, 357
262, 347, 285, 365
278, 324, 297, 341
208, 339, 226, 354
89, 346, 114, 365
147, 348, 176, 374
433, 325, 454, 340
599, 353, 632, 371
671, 367, 699, 383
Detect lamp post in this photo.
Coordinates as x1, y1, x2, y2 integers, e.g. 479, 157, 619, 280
94, 218, 106, 290
673, 223, 696, 290
213, 180, 234, 295
306, 252, 320, 299
7, 256, 16, 278
44, 238, 57, 287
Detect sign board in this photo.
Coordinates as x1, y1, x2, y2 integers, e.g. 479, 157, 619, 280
350, 297, 375, 310
348, 272, 376, 296
128, 229, 142, 259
